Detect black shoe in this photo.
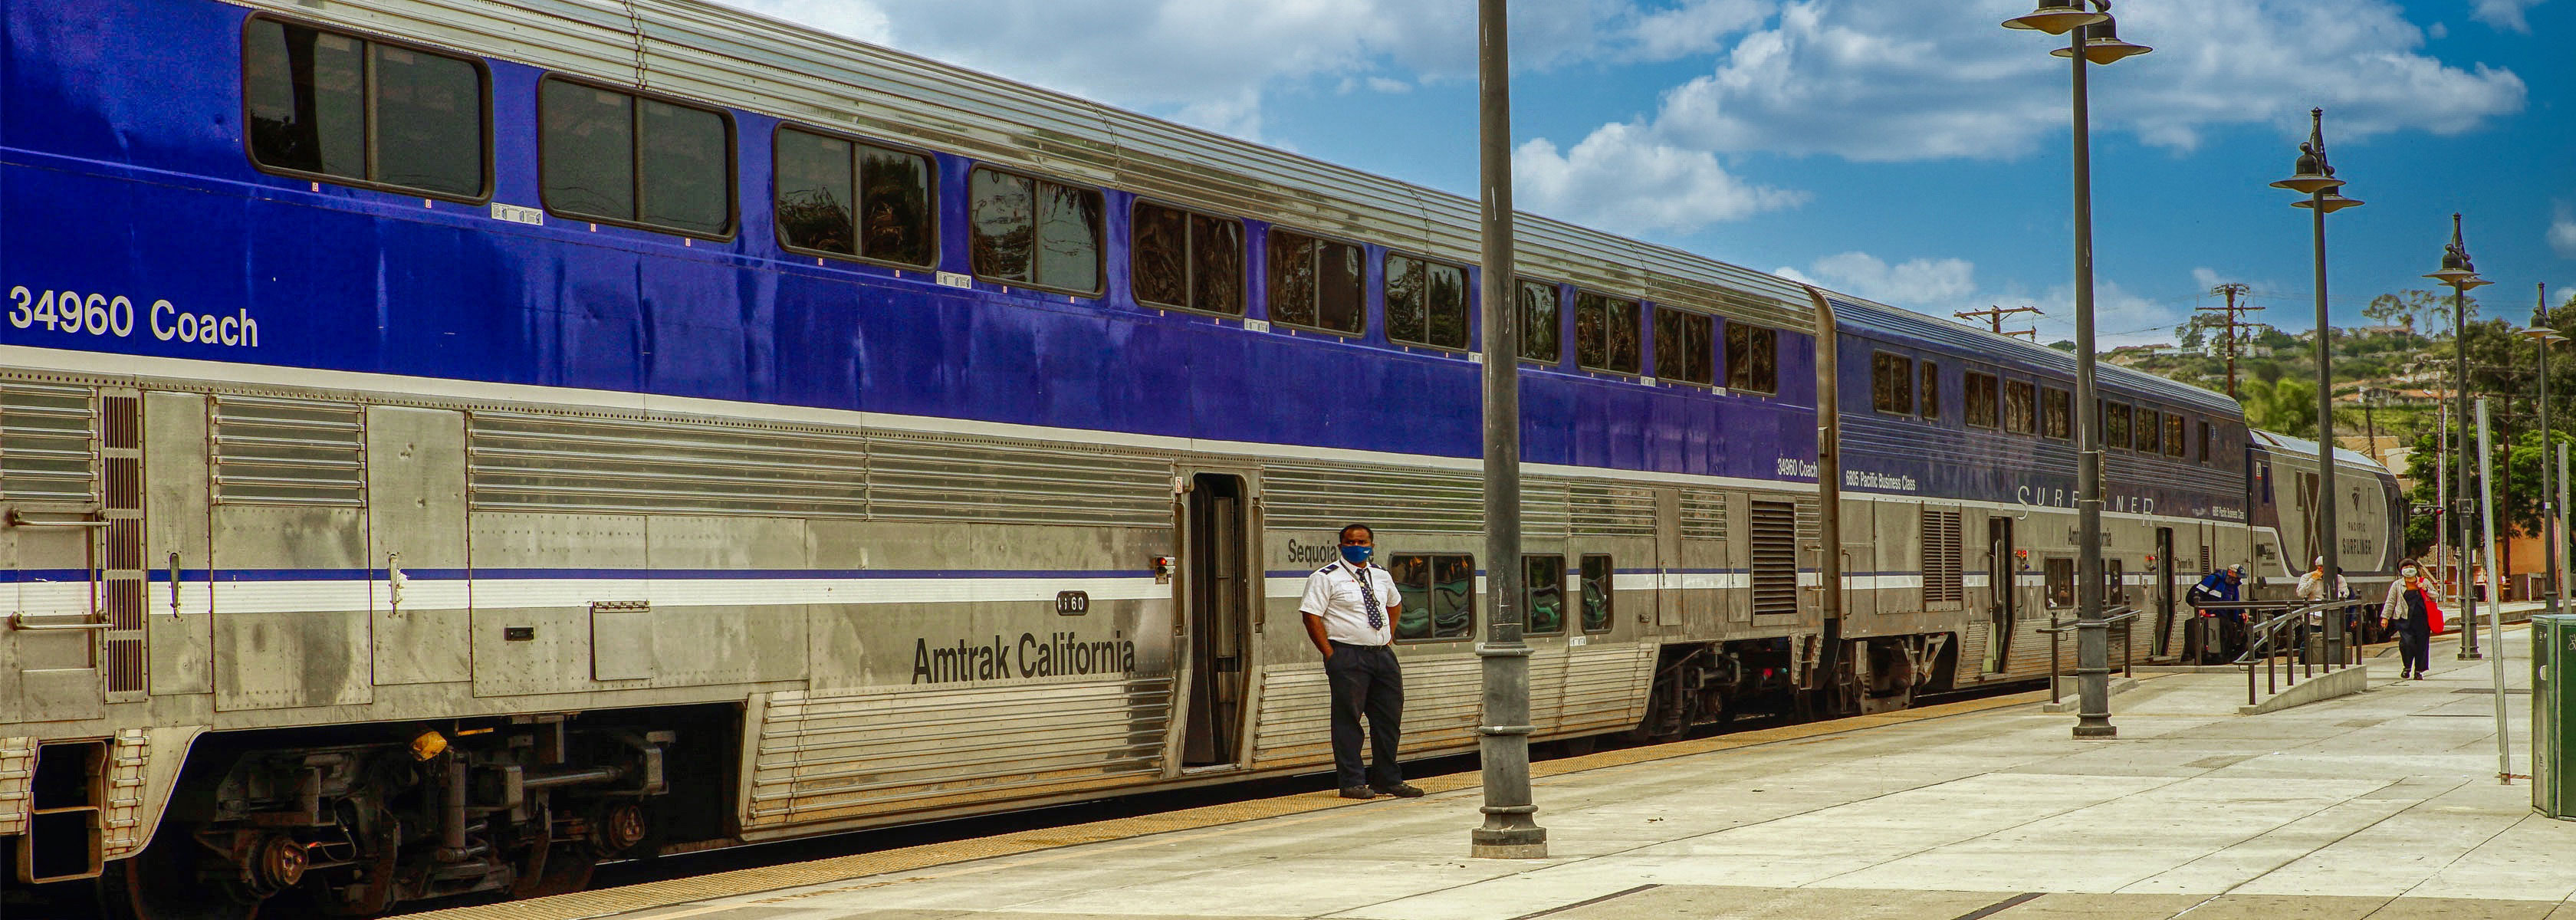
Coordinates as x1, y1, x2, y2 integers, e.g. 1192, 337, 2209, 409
1338, 786, 1375, 800
1372, 781, 1425, 798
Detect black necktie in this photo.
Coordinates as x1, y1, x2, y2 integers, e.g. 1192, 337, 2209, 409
1352, 566, 1383, 631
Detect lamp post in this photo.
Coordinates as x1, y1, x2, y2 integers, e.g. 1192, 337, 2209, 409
2524, 289, 2563, 615
2003, 0, 2147, 738
2426, 214, 2491, 659
2270, 108, 2360, 665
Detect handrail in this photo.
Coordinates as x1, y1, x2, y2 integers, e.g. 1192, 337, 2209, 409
2045, 605, 2140, 705
2223, 597, 2358, 705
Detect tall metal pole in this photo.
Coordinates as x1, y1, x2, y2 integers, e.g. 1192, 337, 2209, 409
2560, 443, 2571, 621
2458, 275, 2482, 659
2475, 399, 2512, 783
2439, 402, 2450, 580
2538, 283, 2559, 615
1470, 0, 1545, 860
2068, 25, 2113, 738
2310, 187, 2343, 664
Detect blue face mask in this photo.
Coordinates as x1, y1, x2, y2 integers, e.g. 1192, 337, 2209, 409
1340, 545, 1373, 565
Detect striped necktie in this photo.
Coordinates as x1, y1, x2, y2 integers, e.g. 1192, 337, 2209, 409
1351, 566, 1383, 631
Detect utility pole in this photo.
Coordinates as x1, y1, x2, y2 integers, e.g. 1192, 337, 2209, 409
2004, 328, 2039, 341
1957, 304, 2043, 335
1470, 0, 1545, 860
2201, 283, 2260, 399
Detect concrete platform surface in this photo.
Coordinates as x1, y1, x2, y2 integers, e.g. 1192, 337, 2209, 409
445, 626, 2569, 920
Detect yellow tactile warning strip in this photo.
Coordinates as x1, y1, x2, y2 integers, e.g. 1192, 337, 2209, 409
409, 687, 2052, 920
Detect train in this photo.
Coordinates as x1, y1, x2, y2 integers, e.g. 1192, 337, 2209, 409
0, 0, 2407, 916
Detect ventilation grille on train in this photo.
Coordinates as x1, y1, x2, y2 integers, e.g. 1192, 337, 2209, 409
1921, 508, 1964, 606
214, 398, 366, 506
1569, 485, 1656, 537
865, 434, 1170, 527
1749, 499, 1799, 617
1680, 491, 1727, 541
470, 412, 868, 518
1265, 462, 1483, 534
2, 385, 97, 503
102, 394, 143, 695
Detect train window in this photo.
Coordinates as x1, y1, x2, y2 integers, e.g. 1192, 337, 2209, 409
2003, 380, 2038, 435
2104, 402, 2132, 451
1267, 229, 1364, 334
775, 127, 935, 267
2135, 408, 2160, 454
1385, 254, 1467, 349
1133, 202, 1244, 314
1580, 554, 1615, 632
1727, 324, 1778, 394
1872, 353, 1915, 415
1652, 308, 1716, 385
969, 169, 1104, 294
1388, 553, 1475, 641
1519, 281, 1561, 362
1574, 291, 1642, 374
2167, 414, 2189, 458
1524, 554, 1566, 636
1921, 362, 1940, 420
1966, 373, 1999, 429
540, 79, 733, 237
2200, 420, 2214, 463
2104, 558, 2127, 604
2040, 386, 2072, 439
245, 19, 488, 200
2045, 557, 2075, 608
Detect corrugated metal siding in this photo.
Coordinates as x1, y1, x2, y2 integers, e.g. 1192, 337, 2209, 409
1250, 645, 1651, 768
1680, 491, 1728, 541
213, 397, 365, 507
0, 385, 94, 504
748, 679, 1171, 828
866, 434, 1171, 527
468, 412, 869, 518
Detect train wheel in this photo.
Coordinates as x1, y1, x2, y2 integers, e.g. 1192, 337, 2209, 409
98, 832, 262, 920
517, 846, 596, 899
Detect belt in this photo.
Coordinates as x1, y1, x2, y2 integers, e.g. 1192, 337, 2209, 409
1329, 640, 1389, 649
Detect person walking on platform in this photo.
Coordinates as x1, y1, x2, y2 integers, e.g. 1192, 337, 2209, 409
2298, 556, 2352, 647
2188, 564, 2246, 661
2381, 562, 2442, 680
1299, 523, 1423, 800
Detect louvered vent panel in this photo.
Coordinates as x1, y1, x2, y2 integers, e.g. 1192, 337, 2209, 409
868, 435, 1170, 527
1569, 485, 1656, 537
1263, 462, 1483, 534
1522, 480, 1569, 539
216, 398, 366, 506
1680, 491, 1727, 540
2, 385, 95, 503
1922, 509, 1963, 605
470, 412, 866, 518
1750, 499, 1799, 617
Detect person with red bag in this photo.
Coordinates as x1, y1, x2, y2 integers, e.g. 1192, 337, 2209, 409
2380, 562, 2441, 680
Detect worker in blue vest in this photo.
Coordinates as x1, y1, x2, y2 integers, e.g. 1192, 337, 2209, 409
2187, 564, 2246, 661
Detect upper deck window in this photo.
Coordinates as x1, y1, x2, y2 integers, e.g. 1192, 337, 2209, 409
540, 79, 733, 237
1385, 255, 1468, 349
1873, 353, 1915, 415
1574, 292, 1641, 374
1921, 362, 1940, 420
1965, 372, 2000, 429
1653, 307, 1715, 385
2104, 402, 2132, 451
2040, 386, 2072, 439
245, 19, 488, 200
2003, 380, 2038, 434
774, 127, 934, 267
1134, 203, 1244, 315
1519, 281, 1562, 363
1267, 230, 1364, 334
2166, 413, 2188, 458
1726, 324, 1777, 394
2199, 420, 2214, 463
970, 168, 1104, 294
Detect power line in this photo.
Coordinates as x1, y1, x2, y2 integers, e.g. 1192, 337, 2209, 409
1956, 304, 2044, 337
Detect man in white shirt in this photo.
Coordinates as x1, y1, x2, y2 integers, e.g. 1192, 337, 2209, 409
1299, 523, 1422, 800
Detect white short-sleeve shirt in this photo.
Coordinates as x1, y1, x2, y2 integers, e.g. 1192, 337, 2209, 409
1298, 562, 1401, 646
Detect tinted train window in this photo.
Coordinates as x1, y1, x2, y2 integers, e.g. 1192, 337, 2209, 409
2167, 414, 2188, 458
1653, 307, 1715, 385
2134, 408, 2160, 453
1519, 281, 1561, 362
1581, 554, 1615, 632
1385, 254, 1467, 348
1873, 353, 1914, 415
1388, 553, 1475, 641
1727, 324, 1777, 394
775, 127, 934, 267
2041, 386, 2072, 439
245, 19, 486, 199
1524, 554, 1566, 636
1966, 372, 1999, 428
1574, 291, 1641, 374
2200, 420, 2214, 462
1267, 230, 1363, 334
2046, 557, 2075, 608
2104, 402, 2131, 451
1921, 362, 1940, 420
540, 80, 731, 236
1134, 203, 1244, 314
2003, 380, 2037, 434
970, 169, 1102, 293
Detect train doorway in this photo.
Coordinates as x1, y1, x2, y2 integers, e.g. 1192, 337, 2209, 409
1982, 517, 2016, 675
2154, 527, 2177, 656
1180, 473, 1252, 770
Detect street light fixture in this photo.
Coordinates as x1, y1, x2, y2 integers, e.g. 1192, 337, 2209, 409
2271, 108, 2360, 665
2427, 213, 2492, 659
2000, 0, 2148, 738
2522, 301, 2564, 615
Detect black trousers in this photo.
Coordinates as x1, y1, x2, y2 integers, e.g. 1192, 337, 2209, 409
2397, 616, 2431, 675
1326, 642, 1404, 789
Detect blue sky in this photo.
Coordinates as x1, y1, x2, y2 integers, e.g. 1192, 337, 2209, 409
725, 0, 2571, 346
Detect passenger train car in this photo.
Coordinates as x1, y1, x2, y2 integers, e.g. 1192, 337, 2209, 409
0, 0, 2406, 915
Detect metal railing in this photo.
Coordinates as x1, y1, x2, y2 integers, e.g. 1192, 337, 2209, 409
2187, 597, 2358, 705
2042, 604, 2139, 706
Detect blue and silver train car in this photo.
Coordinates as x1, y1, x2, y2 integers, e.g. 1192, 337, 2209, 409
2242, 431, 2405, 598
0, 0, 2403, 915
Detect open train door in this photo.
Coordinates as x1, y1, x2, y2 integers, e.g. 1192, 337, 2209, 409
1175, 470, 1256, 771
1981, 515, 2016, 675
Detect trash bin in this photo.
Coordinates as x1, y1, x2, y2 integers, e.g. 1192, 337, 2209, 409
2536, 614, 2576, 819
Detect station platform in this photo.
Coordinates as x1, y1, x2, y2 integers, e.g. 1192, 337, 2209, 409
423, 622, 2572, 920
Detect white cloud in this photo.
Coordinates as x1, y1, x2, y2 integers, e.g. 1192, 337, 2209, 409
2472, 0, 2548, 32
1629, 0, 1773, 61
1778, 251, 1978, 308
2552, 203, 2576, 260
1514, 124, 1808, 233
1779, 251, 2183, 348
